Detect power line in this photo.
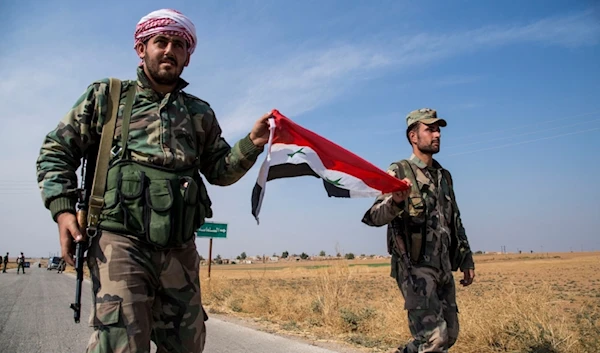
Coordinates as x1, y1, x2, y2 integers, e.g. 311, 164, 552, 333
448, 110, 600, 140
445, 117, 600, 149
446, 127, 600, 157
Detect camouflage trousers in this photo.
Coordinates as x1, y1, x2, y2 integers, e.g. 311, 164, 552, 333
85, 230, 207, 353
392, 256, 459, 353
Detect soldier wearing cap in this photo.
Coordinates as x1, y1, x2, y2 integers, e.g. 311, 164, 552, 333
362, 108, 475, 352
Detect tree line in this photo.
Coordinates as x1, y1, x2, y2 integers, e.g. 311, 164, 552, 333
200, 250, 364, 263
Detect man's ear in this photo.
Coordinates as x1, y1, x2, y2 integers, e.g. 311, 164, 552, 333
408, 130, 417, 145
183, 53, 190, 67
135, 42, 146, 60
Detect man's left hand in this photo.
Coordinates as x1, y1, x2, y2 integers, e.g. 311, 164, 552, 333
249, 112, 273, 147
460, 269, 475, 286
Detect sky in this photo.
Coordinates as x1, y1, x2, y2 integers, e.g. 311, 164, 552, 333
0, 0, 599, 260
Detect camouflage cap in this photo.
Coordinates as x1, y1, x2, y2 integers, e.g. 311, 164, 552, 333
406, 108, 447, 127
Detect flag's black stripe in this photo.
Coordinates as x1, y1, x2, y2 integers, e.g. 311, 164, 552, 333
252, 164, 318, 222
266, 163, 352, 197
251, 183, 263, 219
266, 163, 320, 181
322, 180, 351, 198
252, 163, 353, 222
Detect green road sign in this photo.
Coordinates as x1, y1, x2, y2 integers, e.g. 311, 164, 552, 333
196, 222, 228, 238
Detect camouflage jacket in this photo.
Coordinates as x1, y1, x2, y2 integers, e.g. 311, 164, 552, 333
36, 67, 264, 221
362, 154, 474, 272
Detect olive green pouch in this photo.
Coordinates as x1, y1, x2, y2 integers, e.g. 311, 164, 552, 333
118, 169, 146, 236
144, 179, 174, 247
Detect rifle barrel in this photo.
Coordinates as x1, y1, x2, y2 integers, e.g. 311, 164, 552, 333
70, 241, 86, 323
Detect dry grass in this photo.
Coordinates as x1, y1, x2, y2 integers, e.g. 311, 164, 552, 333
29, 251, 598, 352
200, 252, 600, 353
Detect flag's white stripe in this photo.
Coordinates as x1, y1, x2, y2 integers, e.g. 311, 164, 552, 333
253, 118, 277, 223
268, 143, 383, 197
256, 118, 277, 188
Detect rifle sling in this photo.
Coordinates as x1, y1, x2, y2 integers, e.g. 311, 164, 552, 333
87, 79, 136, 235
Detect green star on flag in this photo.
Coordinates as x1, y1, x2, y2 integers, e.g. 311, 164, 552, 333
287, 148, 306, 158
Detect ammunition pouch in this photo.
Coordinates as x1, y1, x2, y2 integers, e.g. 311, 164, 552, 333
99, 161, 212, 248
407, 218, 425, 263
397, 159, 427, 264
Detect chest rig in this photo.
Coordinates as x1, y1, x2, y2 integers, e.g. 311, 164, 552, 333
85, 78, 213, 249
390, 159, 454, 264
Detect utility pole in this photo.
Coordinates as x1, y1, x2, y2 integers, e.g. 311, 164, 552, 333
207, 238, 212, 279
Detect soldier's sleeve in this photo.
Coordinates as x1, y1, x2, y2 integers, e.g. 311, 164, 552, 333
196, 106, 264, 186
361, 163, 406, 227
36, 81, 106, 221
447, 171, 475, 271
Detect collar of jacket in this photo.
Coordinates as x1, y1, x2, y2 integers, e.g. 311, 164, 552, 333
135, 66, 189, 100
409, 153, 443, 170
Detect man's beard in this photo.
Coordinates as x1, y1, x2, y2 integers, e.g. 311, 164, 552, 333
417, 139, 440, 154
144, 56, 182, 85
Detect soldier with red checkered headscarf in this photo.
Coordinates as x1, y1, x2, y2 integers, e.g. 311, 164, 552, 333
132, 9, 199, 92
36, 8, 273, 353
134, 9, 197, 56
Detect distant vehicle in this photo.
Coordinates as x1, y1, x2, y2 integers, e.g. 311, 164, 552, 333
47, 257, 62, 270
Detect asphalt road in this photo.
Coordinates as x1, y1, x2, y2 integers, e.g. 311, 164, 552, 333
0, 265, 350, 353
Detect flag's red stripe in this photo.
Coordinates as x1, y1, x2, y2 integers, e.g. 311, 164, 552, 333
270, 110, 409, 193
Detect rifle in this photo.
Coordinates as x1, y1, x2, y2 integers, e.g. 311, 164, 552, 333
70, 145, 97, 323
390, 217, 416, 291
68, 78, 123, 323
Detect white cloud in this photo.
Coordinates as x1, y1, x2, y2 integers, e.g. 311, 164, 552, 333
210, 9, 600, 139
432, 75, 484, 87
217, 44, 391, 138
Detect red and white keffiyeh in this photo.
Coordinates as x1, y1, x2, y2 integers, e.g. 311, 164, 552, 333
134, 9, 197, 55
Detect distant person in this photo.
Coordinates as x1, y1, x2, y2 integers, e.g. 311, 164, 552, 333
57, 258, 66, 274
2, 252, 7, 273
362, 108, 476, 353
16, 252, 25, 274
35, 8, 270, 353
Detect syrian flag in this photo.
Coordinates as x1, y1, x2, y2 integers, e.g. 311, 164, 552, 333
251, 110, 410, 224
